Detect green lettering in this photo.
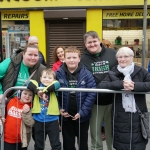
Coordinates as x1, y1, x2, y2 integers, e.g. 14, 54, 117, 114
92, 67, 95, 72
105, 65, 109, 71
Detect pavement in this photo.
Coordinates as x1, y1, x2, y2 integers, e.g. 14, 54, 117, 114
27, 95, 150, 150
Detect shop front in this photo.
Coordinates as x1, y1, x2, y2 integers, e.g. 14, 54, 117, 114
0, 0, 150, 67
0, 10, 45, 62
1, 11, 30, 59
102, 9, 150, 68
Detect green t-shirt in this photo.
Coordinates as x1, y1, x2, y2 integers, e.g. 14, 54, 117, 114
0, 59, 30, 94
15, 62, 30, 86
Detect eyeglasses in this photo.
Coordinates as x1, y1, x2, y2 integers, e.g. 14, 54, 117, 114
117, 55, 132, 59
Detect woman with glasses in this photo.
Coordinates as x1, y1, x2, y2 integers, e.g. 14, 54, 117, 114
98, 47, 150, 150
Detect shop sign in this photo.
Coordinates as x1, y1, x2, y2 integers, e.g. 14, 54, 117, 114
0, 0, 149, 9
1, 12, 29, 20
103, 9, 150, 19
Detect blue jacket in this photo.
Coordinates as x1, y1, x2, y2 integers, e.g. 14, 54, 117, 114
148, 60, 150, 73
56, 64, 97, 122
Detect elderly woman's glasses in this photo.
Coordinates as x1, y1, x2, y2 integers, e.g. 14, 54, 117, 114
117, 55, 132, 59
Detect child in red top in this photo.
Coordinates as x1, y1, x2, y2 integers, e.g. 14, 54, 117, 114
4, 89, 34, 150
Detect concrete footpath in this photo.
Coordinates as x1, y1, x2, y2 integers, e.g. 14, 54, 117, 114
27, 94, 150, 150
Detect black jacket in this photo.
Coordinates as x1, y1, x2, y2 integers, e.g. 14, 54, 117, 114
81, 44, 118, 105
98, 65, 150, 150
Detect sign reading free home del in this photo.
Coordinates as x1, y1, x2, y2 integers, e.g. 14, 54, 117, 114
103, 9, 150, 19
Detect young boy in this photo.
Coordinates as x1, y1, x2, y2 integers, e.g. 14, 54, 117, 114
56, 46, 96, 150
4, 89, 34, 150
27, 69, 61, 150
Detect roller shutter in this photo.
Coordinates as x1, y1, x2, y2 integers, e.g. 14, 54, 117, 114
46, 20, 85, 68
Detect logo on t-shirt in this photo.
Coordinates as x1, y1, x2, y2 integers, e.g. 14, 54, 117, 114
91, 61, 110, 74
8, 106, 22, 118
17, 72, 28, 85
69, 80, 77, 93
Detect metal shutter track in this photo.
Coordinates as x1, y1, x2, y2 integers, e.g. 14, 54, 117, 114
48, 21, 84, 67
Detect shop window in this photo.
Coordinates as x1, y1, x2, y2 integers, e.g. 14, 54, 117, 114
103, 19, 150, 30
2, 21, 30, 59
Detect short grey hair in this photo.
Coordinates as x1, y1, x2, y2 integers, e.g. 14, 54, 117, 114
116, 47, 134, 58
28, 36, 38, 43
83, 31, 100, 42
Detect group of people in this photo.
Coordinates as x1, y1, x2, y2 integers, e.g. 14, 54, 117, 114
0, 31, 150, 150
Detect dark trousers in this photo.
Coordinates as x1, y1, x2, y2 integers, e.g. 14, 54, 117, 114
62, 118, 89, 150
34, 120, 61, 150
4, 142, 27, 150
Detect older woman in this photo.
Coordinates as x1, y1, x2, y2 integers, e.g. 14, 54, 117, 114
98, 47, 150, 150
52, 46, 65, 72
0, 43, 46, 102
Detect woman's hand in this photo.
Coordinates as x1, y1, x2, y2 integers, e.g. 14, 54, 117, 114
123, 80, 134, 90
22, 104, 30, 113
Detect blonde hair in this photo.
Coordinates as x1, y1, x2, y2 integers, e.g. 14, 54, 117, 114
41, 68, 56, 79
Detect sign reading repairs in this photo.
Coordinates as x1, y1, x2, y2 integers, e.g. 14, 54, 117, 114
103, 9, 150, 19
3, 14, 28, 19
1, 12, 29, 20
